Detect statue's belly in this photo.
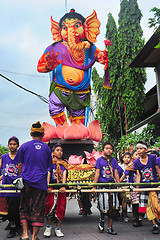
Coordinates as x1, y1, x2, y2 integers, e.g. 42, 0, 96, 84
62, 65, 84, 86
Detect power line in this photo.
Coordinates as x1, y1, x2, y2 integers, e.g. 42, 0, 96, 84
0, 69, 49, 78
0, 111, 48, 116
0, 125, 28, 130
0, 73, 49, 104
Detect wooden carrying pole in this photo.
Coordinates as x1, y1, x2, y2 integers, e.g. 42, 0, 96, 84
1, 187, 160, 193
1, 182, 160, 188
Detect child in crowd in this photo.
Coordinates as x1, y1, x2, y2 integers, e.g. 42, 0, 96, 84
120, 151, 141, 227
44, 144, 68, 238
119, 152, 132, 222
0, 136, 22, 238
0, 150, 9, 226
131, 149, 139, 162
133, 140, 160, 234
92, 142, 120, 235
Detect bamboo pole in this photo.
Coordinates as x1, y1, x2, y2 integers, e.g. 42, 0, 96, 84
48, 182, 160, 187
1, 187, 160, 194
0, 190, 21, 193
49, 187, 160, 193
1, 182, 160, 188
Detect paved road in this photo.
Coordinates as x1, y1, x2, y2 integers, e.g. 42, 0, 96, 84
1, 198, 160, 240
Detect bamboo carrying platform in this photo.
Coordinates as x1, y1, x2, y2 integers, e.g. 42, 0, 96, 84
1, 182, 160, 193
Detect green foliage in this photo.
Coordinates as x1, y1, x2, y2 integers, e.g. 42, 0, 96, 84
148, 7, 160, 49
153, 137, 160, 148
116, 124, 155, 154
148, 7, 160, 31
92, 13, 121, 144
92, 0, 147, 145
155, 42, 160, 49
0, 145, 9, 155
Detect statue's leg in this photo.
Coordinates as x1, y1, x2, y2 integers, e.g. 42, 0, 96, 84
68, 107, 85, 124
52, 112, 67, 125
49, 91, 67, 125
70, 116, 85, 124
67, 91, 89, 124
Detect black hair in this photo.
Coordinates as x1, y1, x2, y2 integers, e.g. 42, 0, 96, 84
148, 150, 159, 157
121, 152, 131, 162
136, 140, 148, 148
102, 141, 114, 151
59, 9, 85, 28
8, 136, 19, 146
131, 149, 136, 156
52, 143, 63, 152
31, 132, 44, 138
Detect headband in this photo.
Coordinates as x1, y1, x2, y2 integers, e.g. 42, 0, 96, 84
52, 143, 62, 152
31, 121, 44, 133
136, 143, 147, 149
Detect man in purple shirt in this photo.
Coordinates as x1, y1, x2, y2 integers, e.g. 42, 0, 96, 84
17, 121, 53, 240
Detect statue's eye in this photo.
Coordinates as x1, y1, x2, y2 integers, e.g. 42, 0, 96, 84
75, 22, 81, 28
62, 25, 67, 30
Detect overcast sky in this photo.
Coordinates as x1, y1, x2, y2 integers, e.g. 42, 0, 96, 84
0, 0, 159, 146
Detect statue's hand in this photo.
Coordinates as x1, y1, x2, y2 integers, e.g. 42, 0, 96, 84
44, 50, 63, 71
97, 49, 109, 69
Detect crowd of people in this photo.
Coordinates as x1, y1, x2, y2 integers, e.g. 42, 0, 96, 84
1, 121, 160, 239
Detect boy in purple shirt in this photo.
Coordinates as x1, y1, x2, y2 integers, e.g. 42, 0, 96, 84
17, 121, 53, 240
134, 140, 160, 234
92, 142, 120, 235
120, 152, 141, 227
44, 143, 68, 238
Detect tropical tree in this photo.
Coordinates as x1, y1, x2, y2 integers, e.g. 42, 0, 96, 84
118, 0, 146, 128
92, 0, 147, 145
92, 13, 121, 144
0, 145, 9, 155
148, 7, 160, 48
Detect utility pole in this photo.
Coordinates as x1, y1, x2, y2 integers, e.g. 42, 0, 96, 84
124, 101, 128, 136
118, 97, 123, 137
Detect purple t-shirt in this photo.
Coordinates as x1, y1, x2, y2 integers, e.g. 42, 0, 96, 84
117, 164, 124, 178
1, 153, 20, 197
50, 163, 67, 183
95, 157, 119, 183
133, 154, 158, 183
16, 140, 53, 191
157, 156, 160, 168
124, 169, 137, 183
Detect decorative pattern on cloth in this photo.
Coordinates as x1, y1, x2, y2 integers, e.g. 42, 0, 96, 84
31, 121, 44, 133
97, 187, 119, 218
121, 188, 130, 211
0, 197, 8, 215
55, 192, 66, 222
49, 81, 91, 110
67, 164, 95, 183
139, 191, 149, 213
104, 66, 111, 89
19, 183, 47, 227
147, 191, 160, 221
46, 42, 96, 91
101, 156, 116, 182
130, 192, 139, 204
45, 188, 66, 222
52, 158, 68, 183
